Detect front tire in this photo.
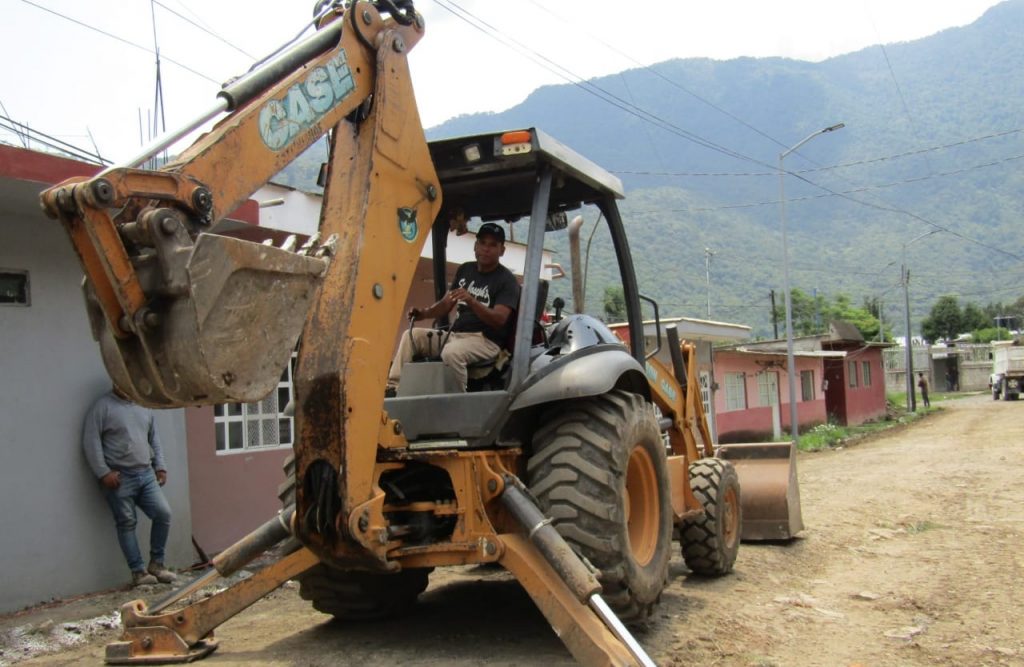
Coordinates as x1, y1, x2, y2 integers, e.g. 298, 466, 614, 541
680, 458, 741, 576
527, 390, 672, 623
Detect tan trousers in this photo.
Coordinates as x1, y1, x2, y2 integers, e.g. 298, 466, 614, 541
388, 328, 501, 390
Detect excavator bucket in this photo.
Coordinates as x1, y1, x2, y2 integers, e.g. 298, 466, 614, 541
716, 442, 803, 540
84, 233, 327, 407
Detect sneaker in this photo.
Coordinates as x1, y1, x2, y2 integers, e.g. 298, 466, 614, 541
132, 571, 158, 586
147, 562, 177, 584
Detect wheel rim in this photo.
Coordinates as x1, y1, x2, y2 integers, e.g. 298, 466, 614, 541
722, 483, 740, 549
625, 444, 659, 566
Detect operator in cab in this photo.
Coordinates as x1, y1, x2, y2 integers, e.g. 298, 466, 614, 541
387, 222, 519, 393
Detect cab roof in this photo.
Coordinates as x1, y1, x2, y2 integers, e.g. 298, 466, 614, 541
428, 128, 624, 224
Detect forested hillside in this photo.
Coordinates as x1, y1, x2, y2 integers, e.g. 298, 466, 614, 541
278, 0, 1024, 336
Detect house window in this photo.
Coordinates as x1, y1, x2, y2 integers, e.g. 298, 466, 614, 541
724, 372, 746, 411
214, 356, 295, 453
848, 360, 858, 387
800, 370, 815, 401
0, 270, 30, 306
861, 361, 872, 387
758, 371, 779, 407
699, 371, 713, 418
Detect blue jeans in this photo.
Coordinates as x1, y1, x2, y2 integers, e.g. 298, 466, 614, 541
103, 468, 172, 573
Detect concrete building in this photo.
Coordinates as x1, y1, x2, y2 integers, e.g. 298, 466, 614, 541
0, 146, 193, 612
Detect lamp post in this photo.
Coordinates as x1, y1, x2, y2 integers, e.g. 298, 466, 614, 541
901, 229, 941, 412
704, 247, 715, 319
779, 122, 844, 443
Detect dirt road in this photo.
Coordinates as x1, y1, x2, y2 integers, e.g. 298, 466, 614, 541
7, 395, 1023, 666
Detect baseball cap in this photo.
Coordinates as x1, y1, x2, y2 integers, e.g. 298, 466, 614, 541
476, 222, 505, 243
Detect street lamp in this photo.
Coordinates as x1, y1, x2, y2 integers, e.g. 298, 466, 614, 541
901, 229, 941, 412
704, 247, 715, 319
779, 122, 844, 443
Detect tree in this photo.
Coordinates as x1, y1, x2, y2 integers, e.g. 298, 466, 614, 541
962, 302, 988, 331
826, 294, 885, 341
772, 288, 827, 336
970, 327, 1010, 344
772, 289, 885, 340
921, 295, 963, 343
603, 285, 626, 322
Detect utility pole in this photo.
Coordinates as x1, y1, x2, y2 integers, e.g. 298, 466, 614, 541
704, 247, 715, 319
812, 287, 821, 333
901, 230, 941, 413
770, 290, 779, 339
779, 122, 845, 442
902, 265, 916, 412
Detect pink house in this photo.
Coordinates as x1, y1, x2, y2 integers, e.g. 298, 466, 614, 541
713, 349, 833, 443
714, 322, 891, 443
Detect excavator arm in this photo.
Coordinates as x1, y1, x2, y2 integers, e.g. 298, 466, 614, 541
40, 0, 441, 560
40, 6, 664, 664
39, 1, 434, 409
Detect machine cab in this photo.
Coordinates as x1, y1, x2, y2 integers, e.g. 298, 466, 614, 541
383, 128, 653, 445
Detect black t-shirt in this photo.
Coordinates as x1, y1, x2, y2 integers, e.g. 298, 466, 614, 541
449, 262, 520, 345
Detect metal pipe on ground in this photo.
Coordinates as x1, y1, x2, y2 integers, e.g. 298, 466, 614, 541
151, 508, 295, 614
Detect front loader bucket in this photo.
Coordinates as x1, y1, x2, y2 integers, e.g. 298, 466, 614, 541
716, 442, 803, 541
85, 233, 327, 407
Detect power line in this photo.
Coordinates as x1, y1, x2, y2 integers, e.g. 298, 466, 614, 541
431, 0, 772, 170
19, 0, 221, 85
152, 0, 256, 59
613, 126, 1024, 177
447, 0, 1021, 268
522, 0, 798, 155
636, 152, 1024, 212
516, 0, 1024, 270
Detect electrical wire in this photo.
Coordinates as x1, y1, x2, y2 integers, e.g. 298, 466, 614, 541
431, 0, 772, 169
152, 0, 256, 59
18, 0, 221, 85
612, 126, 1024, 177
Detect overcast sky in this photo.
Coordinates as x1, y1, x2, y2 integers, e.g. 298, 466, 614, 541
0, 0, 1003, 163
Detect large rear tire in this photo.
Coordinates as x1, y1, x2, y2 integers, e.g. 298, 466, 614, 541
297, 563, 431, 620
527, 390, 672, 623
278, 454, 431, 620
680, 458, 741, 576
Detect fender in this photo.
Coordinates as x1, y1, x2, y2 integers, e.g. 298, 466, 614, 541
510, 344, 650, 411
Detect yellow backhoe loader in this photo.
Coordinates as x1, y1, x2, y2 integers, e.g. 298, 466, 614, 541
39, 1, 799, 664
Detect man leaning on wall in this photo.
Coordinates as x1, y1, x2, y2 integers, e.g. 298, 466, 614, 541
82, 387, 177, 587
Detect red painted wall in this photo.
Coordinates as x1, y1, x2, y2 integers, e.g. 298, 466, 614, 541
829, 347, 887, 425
0, 145, 100, 183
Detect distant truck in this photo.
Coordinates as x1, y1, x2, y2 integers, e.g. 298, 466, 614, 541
990, 340, 1024, 400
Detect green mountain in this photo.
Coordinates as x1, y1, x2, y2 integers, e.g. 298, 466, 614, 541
280, 0, 1024, 336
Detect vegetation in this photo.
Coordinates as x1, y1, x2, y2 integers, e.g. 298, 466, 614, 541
920, 294, 1024, 343
276, 2, 1024, 337
793, 415, 920, 452
602, 285, 626, 322
794, 387, 980, 452
770, 289, 889, 340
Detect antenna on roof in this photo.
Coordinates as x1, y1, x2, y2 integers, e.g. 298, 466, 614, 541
149, 0, 168, 169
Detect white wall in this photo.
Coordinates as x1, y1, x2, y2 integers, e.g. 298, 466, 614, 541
0, 197, 192, 613
252, 184, 551, 279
